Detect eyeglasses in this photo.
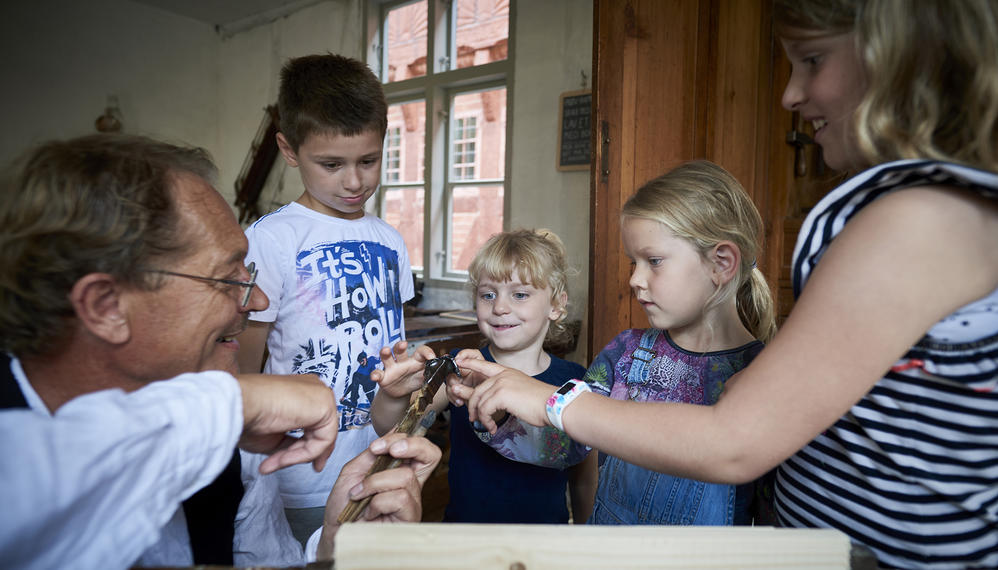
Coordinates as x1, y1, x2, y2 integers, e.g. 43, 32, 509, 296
146, 262, 258, 307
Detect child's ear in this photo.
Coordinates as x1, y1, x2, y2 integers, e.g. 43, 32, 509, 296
68, 273, 131, 345
275, 133, 300, 167
709, 241, 741, 287
549, 291, 569, 320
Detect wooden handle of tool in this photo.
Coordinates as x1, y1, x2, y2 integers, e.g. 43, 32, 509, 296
336, 455, 402, 524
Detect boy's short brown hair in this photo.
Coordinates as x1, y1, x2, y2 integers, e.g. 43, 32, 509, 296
277, 53, 388, 151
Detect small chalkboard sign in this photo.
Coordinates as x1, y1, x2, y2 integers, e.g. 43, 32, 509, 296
557, 90, 592, 171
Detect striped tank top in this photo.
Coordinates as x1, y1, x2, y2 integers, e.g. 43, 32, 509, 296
775, 160, 998, 569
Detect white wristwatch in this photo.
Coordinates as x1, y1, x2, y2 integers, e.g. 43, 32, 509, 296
545, 379, 591, 431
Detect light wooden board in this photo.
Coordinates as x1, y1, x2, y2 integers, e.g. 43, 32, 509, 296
334, 523, 850, 569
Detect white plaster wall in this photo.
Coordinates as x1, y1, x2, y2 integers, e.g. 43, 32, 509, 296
509, 0, 593, 362
215, 0, 364, 210
0, 0, 218, 168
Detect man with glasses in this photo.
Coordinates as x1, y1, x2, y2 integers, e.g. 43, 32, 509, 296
0, 133, 440, 568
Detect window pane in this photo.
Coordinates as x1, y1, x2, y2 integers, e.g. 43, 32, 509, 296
383, 126, 401, 183
450, 184, 503, 272
385, 1, 427, 82
385, 100, 425, 183
452, 116, 477, 180
382, 187, 425, 271
450, 87, 505, 180
455, 0, 509, 70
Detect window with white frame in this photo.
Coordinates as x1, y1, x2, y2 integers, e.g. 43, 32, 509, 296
383, 125, 402, 182
369, 0, 510, 281
451, 115, 477, 180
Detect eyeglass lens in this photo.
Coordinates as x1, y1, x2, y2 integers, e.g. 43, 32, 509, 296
241, 262, 258, 307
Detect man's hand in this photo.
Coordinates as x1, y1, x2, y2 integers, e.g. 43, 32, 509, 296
236, 374, 338, 475
316, 433, 442, 560
450, 356, 554, 433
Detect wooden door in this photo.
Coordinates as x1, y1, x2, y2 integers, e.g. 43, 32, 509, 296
589, 0, 778, 358
588, 0, 834, 359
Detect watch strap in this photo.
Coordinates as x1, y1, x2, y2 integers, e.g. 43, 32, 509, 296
545, 379, 591, 431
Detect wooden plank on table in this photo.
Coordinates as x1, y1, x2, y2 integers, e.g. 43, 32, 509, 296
437, 310, 478, 323
405, 315, 480, 338
334, 523, 850, 569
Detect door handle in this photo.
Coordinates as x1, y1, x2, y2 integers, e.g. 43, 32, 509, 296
785, 111, 824, 177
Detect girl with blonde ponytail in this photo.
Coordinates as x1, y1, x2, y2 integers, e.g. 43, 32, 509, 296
451, 160, 775, 526
620, 160, 776, 344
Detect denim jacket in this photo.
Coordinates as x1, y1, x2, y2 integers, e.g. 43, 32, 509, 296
585, 329, 764, 525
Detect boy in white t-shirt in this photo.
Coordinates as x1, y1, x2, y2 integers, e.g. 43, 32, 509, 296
237, 53, 414, 546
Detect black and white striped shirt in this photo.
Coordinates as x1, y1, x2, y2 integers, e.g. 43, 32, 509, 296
776, 160, 998, 569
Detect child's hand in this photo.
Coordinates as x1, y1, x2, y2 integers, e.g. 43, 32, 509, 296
450, 357, 555, 433
444, 348, 485, 406
452, 348, 486, 384
371, 341, 436, 399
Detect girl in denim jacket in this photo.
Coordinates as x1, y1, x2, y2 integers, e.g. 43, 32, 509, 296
452, 160, 776, 525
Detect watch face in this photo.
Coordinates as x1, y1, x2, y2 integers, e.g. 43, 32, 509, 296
558, 382, 576, 395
